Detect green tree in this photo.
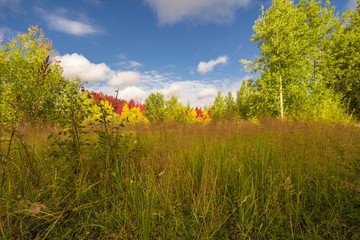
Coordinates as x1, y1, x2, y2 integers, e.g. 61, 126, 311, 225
242, 0, 312, 120
144, 92, 166, 122
0, 26, 67, 125
164, 95, 188, 122
236, 79, 266, 119
224, 91, 236, 119
322, 0, 360, 118
210, 90, 226, 120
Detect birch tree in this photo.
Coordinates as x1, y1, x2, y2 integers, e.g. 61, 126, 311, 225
242, 0, 311, 120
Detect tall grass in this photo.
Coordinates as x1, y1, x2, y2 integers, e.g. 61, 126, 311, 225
0, 119, 359, 239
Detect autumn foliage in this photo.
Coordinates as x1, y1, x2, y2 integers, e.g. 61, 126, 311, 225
83, 91, 211, 125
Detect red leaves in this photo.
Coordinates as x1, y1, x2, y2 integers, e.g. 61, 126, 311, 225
87, 90, 146, 115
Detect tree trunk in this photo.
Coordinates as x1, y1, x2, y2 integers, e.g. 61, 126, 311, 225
280, 74, 284, 121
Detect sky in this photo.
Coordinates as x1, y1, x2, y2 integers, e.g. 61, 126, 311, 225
0, 0, 356, 107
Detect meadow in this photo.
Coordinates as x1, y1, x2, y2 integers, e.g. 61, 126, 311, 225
1, 119, 359, 239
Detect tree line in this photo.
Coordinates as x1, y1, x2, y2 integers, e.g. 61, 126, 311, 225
239, 0, 360, 121
1, 0, 359, 127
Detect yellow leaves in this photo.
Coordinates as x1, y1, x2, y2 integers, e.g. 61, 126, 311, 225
120, 103, 149, 125
189, 108, 197, 119
83, 93, 149, 125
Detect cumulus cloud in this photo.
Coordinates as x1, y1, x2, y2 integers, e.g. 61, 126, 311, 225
145, 0, 251, 25
108, 71, 140, 87
346, 0, 357, 10
197, 88, 217, 99
56, 53, 111, 82
197, 55, 228, 74
161, 84, 183, 98
118, 86, 148, 102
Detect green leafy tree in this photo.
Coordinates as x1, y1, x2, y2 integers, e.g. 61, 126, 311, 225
144, 92, 166, 122
322, 0, 360, 118
164, 95, 188, 122
0, 26, 67, 125
224, 91, 236, 119
236, 79, 266, 119
242, 0, 313, 120
210, 90, 226, 120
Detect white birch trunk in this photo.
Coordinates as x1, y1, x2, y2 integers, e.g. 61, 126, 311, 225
280, 74, 284, 121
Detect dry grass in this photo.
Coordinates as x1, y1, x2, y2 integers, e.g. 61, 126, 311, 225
1, 119, 360, 239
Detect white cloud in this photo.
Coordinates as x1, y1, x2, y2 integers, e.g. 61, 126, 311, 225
47, 14, 99, 36
152, 81, 219, 107
197, 88, 217, 99
346, 0, 357, 10
161, 84, 183, 98
145, 0, 251, 25
197, 55, 228, 74
141, 70, 167, 84
36, 8, 101, 36
129, 61, 142, 68
108, 71, 140, 87
89, 85, 147, 103
118, 86, 148, 102
56, 53, 111, 82
57, 53, 142, 89
56, 52, 249, 108
116, 60, 143, 69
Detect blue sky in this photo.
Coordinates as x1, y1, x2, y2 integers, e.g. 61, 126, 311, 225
0, 0, 356, 107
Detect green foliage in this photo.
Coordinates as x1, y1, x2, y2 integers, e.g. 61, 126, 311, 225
144, 92, 166, 122
224, 91, 237, 119
47, 79, 88, 172
236, 79, 268, 119
321, 1, 360, 118
0, 26, 68, 125
210, 90, 226, 120
164, 95, 188, 123
241, 0, 351, 122
241, 0, 311, 119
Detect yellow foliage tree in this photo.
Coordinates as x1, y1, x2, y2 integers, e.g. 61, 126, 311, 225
120, 103, 149, 125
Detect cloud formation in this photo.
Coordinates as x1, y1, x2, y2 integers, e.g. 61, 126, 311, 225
161, 84, 183, 98
145, 0, 250, 25
197, 88, 217, 99
116, 60, 143, 69
47, 14, 100, 36
36, 8, 102, 36
56, 53, 111, 82
56, 53, 244, 108
108, 71, 140, 87
118, 86, 148, 102
197, 55, 228, 74
91, 85, 148, 103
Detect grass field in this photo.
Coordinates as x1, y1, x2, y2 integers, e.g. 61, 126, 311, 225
1, 119, 360, 239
